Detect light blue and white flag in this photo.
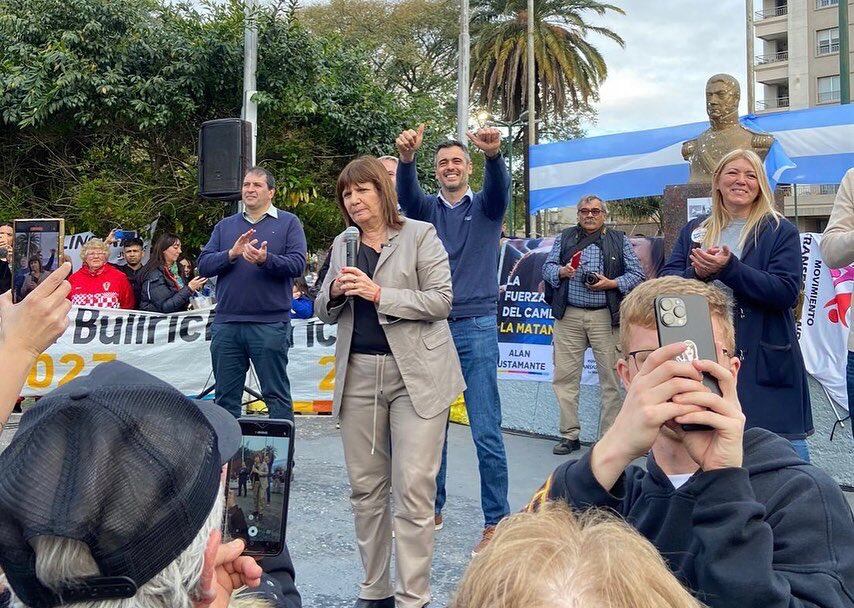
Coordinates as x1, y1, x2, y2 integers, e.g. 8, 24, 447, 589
530, 104, 854, 213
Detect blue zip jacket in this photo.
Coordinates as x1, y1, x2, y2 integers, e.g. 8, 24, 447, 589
661, 215, 813, 438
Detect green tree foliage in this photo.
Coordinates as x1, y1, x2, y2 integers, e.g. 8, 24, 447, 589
470, 0, 624, 123
0, 0, 425, 252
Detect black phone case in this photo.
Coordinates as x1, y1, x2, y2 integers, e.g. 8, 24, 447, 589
225, 418, 295, 557
654, 294, 720, 431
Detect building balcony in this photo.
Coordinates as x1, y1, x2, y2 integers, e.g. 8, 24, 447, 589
756, 4, 787, 19
754, 5, 788, 39
756, 96, 790, 111
756, 50, 789, 65
754, 53, 789, 83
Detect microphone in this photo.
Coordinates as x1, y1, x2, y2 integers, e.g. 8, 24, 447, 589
343, 226, 360, 267
0, 247, 6, 260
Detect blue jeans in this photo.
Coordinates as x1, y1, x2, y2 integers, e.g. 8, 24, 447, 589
210, 321, 293, 421
788, 438, 810, 463
435, 315, 510, 527
848, 351, 854, 440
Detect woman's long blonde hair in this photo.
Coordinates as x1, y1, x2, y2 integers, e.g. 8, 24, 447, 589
450, 502, 704, 608
700, 148, 782, 251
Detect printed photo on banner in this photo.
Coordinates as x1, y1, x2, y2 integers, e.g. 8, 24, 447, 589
687, 197, 712, 222
496, 235, 665, 383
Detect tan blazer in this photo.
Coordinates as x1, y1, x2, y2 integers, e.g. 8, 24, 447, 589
315, 218, 465, 419
821, 168, 854, 351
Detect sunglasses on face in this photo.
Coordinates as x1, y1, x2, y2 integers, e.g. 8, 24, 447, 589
578, 208, 603, 217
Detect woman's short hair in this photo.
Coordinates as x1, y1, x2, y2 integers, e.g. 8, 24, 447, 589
79, 238, 109, 260
450, 502, 704, 608
336, 156, 404, 230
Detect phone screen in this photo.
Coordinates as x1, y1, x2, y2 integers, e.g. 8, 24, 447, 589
12, 219, 64, 303
224, 419, 294, 556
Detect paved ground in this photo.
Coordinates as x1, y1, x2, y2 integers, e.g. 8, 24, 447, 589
2, 413, 853, 607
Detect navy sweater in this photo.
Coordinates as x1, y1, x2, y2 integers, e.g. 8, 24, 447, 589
397, 155, 510, 318
539, 428, 854, 607
198, 211, 306, 323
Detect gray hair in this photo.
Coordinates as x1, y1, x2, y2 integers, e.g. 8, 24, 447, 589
377, 155, 398, 165
578, 194, 608, 215
5, 480, 226, 608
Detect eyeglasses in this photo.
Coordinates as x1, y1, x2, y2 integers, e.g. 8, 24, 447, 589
578, 208, 603, 217
627, 347, 732, 369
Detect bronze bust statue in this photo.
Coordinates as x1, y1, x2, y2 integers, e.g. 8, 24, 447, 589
682, 74, 775, 183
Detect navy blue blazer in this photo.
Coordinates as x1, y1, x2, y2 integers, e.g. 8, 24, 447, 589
661, 215, 813, 439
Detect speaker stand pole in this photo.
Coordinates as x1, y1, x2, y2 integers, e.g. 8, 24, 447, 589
241, 0, 258, 181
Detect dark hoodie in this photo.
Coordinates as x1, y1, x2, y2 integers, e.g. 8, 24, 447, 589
532, 428, 854, 607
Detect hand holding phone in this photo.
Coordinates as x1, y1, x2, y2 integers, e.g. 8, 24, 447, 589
654, 294, 719, 431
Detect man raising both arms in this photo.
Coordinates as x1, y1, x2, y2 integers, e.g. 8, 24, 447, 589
395, 124, 511, 554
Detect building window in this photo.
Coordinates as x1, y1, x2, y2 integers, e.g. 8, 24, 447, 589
816, 0, 838, 8
816, 27, 840, 55
818, 75, 841, 103
819, 184, 840, 195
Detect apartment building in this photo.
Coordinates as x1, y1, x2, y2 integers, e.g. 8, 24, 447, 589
754, 0, 853, 231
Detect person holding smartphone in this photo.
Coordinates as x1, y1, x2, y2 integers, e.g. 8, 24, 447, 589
139, 234, 207, 313
526, 276, 854, 608
661, 149, 812, 461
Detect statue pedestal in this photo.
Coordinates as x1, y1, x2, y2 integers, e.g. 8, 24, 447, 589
662, 183, 712, 257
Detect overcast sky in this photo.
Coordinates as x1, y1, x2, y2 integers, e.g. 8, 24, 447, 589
581, 0, 751, 136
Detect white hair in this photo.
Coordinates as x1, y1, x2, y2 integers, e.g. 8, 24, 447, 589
377, 155, 398, 164
578, 194, 608, 215
4, 480, 226, 608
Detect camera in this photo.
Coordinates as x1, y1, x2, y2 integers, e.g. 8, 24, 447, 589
582, 271, 599, 286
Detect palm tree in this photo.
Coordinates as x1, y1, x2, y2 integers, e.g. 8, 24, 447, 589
470, 0, 624, 123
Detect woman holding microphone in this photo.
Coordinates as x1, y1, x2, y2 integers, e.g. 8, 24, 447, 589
316, 156, 464, 608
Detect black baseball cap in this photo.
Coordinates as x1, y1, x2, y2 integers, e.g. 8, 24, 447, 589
0, 361, 240, 607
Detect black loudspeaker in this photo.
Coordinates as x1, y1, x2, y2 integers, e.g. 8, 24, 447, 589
198, 119, 252, 201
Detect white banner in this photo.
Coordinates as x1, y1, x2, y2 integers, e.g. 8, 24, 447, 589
21, 307, 338, 411
797, 233, 851, 411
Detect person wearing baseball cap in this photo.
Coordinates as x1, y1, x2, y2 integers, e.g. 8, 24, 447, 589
0, 361, 301, 608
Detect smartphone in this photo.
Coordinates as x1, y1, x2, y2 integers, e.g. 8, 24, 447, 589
12, 219, 65, 303
224, 418, 294, 556
654, 294, 719, 431
114, 229, 138, 241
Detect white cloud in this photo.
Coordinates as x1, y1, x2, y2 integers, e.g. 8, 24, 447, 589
580, 0, 750, 136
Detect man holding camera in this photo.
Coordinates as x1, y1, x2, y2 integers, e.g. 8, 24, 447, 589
542, 195, 644, 455
527, 276, 854, 607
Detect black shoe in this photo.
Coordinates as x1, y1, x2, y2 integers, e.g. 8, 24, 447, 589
553, 438, 580, 455
354, 597, 394, 608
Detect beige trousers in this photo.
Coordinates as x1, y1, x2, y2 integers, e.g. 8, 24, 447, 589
552, 307, 623, 441
340, 353, 447, 608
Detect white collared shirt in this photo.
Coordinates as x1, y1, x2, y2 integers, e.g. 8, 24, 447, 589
437, 187, 474, 209
242, 204, 279, 224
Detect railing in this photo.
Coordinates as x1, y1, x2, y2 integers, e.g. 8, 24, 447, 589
818, 90, 841, 103
817, 41, 840, 55
816, 0, 838, 9
756, 51, 789, 64
756, 96, 790, 109
779, 184, 840, 196
755, 4, 787, 19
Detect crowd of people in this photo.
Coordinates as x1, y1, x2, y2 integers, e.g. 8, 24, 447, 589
0, 132, 853, 608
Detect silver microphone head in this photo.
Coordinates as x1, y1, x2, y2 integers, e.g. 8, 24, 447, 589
343, 226, 360, 242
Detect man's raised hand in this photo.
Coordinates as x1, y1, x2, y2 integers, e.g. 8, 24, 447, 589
467, 127, 502, 158
396, 124, 426, 163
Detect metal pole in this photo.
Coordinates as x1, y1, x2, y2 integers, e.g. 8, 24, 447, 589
525, 0, 535, 237
242, 0, 258, 166
840, 0, 850, 104
507, 124, 514, 236
457, 0, 471, 143
794, 183, 799, 228
746, 0, 756, 113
